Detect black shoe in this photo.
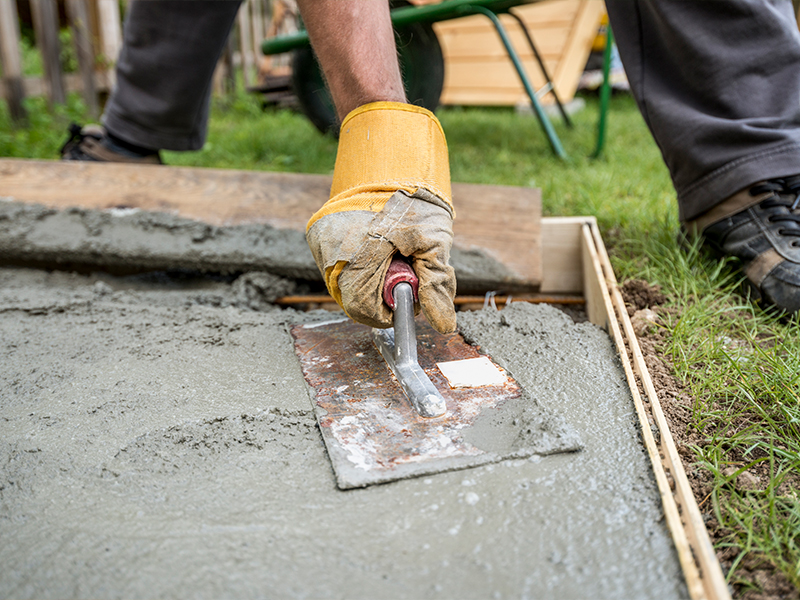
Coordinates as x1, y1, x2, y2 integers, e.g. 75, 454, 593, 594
699, 176, 800, 313
60, 123, 162, 164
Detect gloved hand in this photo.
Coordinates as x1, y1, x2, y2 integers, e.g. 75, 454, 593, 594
306, 102, 457, 333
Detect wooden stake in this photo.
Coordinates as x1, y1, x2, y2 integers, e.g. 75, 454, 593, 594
30, 0, 66, 106
251, 0, 265, 77
0, 0, 27, 122
97, 0, 122, 88
67, 0, 99, 117
237, 0, 254, 88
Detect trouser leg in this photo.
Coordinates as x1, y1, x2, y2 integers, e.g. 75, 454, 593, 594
103, 0, 242, 151
606, 0, 800, 221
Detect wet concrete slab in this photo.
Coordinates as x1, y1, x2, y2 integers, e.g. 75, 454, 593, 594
0, 267, 688, 599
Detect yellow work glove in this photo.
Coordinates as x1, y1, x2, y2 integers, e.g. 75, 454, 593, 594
306, 102, 456, 333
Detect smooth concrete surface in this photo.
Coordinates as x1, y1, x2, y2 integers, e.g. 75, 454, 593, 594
0, 267, 688, 599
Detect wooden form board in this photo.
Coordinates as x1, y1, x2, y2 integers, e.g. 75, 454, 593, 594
0, 158, 542, 291
431, 0, 605, 106
581, 221, 731, 600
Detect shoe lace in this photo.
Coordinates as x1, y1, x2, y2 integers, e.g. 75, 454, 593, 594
750, 178, 800, 242
783, 175, 800, 210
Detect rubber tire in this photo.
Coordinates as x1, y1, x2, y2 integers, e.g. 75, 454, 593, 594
291, 4, 445, 136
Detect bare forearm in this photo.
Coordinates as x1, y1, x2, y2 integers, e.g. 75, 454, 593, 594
296, 0, 406, 119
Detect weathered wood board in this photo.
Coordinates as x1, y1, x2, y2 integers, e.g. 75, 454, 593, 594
428, 0, 605, 107
0, 159, 542, 292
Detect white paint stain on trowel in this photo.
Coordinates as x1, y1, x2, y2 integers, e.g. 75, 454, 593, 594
329, 407, 472, 472
302, 317, 350, 329
335, 413, 381, 471
436, 357, 508, 389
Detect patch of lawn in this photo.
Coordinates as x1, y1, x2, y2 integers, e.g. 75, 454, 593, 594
615, 231, 800, 593
163, 95, 338, 174
1, 87, 798, 596
0, 94, 90, 158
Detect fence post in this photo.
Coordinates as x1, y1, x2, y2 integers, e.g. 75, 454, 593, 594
0, 0, 27, 122
251, 0, 265, 72
97, 0, 122, 87
31, 0, 66, 107
238, 0, 254, 88
67, 0, 99, 117
261, 0, 298, 80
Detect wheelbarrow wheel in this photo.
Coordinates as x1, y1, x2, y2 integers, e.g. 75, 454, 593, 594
291, 5, 445, 136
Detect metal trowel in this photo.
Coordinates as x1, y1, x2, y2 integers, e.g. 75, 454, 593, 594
290, 257, 526, 489
371, 257, 447, 418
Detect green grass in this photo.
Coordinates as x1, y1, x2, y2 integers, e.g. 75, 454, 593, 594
614, 217, 800, 591
1, 88, 798, 595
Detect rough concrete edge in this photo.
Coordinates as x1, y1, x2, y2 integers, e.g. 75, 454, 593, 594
0, 198, 535, 292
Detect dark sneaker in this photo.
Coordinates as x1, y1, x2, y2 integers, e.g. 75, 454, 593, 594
695, 177, 800, 313
60, 123, 162, 164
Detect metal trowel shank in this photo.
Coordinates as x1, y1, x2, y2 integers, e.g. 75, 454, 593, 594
372, 257, 446, 418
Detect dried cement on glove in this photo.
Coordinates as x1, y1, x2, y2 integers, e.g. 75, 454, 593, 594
0, 267, 687, 599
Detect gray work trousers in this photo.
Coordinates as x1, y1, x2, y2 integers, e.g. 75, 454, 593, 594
103, 0, 241, 152
104, 0, 800, 221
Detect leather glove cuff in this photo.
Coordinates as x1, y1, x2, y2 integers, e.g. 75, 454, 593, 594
305, 102, 457, 333
307, 101, 453, 232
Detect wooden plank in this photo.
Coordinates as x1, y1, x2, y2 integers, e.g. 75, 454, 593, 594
0, 0, 27, 121
435, 15, 575, 36
67, 0, 99, 117
435, 21, 573, 59
432, 0, 601, 107
580, 223, 609, 329
442, 59, 549, 91
97, 0, 122, 58
0, 158, 542, 291
440, 89, 531, 106
31, 0, 66, 106
590, 225, 731, 600
441, 88, 569, 106
444, 51, 561, 65
432, 0, 580, 32
552, 0, 604, 102
509, 0, 581, 23
450, 181, 541, 289
274, 293, 585, 306
539, 216, 587, 293
262, 0, 299, 73
581, 222, 711, 600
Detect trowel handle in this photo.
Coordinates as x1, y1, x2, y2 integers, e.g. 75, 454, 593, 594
383, 255, 419, 310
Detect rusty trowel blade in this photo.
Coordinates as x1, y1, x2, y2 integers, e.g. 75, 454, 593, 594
290, 316, 522, 489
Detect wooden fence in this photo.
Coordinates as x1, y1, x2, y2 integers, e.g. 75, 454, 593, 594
0, 0, 297, 125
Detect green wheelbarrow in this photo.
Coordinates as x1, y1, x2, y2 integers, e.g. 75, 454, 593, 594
261, 0, 614, 158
